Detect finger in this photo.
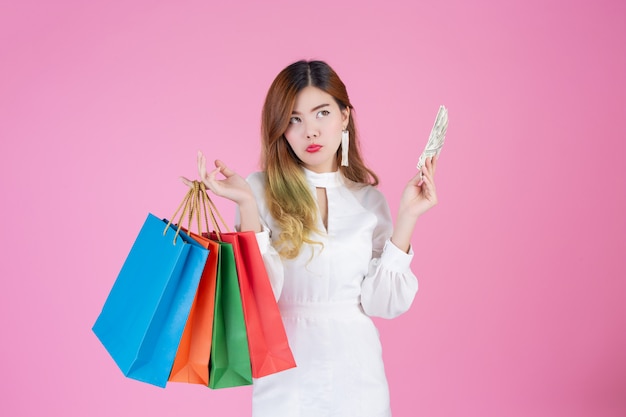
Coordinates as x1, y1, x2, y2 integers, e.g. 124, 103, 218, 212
416, 175, 433, 200
404, 170, 422, 188
408, 170, 422, 183
421, 158, 430, 179
205, 166, 222, 184
420, 166, 436, 188
421, 165, 430, 182
423, 177, 438, 203
417, 172, 425, 187
431, 156, 438, 176
180, 176, 193, 188
422, 173, 437, 198
214, 159, 237, 178
198, 152, 207, 178
424, 156, 437, 175
201, 167, 223, 194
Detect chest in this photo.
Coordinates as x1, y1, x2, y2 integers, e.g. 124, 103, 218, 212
286, 186, 378, 271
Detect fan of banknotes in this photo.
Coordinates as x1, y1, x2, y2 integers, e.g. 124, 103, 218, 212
417, 105, 448, 177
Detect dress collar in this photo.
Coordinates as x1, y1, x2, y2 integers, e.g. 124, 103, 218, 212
303, 167, 342, 188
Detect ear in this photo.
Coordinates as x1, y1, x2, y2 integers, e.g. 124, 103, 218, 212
341, 106, 350, 128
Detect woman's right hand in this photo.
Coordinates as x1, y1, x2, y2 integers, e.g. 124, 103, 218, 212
181, 151, 262, 232
181, 151, 255, 206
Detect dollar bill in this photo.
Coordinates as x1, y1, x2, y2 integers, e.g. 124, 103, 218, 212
417, 105, 448, 175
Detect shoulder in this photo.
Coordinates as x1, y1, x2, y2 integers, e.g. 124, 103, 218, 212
246, 171, 267, 192
341, 177, 392, 230
342, 177, 388, 208
245, 171, 271, 219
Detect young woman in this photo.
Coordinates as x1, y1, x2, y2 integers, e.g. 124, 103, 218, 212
191, 60, 438, 417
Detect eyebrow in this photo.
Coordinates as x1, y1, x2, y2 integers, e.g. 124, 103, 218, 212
291, 103, 330, 115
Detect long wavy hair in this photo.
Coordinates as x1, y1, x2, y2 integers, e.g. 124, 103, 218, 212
261, 60, 379, 258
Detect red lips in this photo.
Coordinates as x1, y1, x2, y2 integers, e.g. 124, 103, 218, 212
306, 145, 322, 153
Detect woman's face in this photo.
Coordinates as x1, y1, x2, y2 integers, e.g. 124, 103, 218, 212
284, 86, 350, 173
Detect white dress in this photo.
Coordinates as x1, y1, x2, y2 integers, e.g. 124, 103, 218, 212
243, 168, 418, 417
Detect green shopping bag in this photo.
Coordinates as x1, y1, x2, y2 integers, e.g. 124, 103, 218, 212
208, 241, 253, 389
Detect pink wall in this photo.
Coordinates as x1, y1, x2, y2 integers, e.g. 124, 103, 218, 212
1, 0, 624, 416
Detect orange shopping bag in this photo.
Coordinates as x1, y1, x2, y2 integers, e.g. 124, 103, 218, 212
168, 234, 219, 385
169, 182, 220, 385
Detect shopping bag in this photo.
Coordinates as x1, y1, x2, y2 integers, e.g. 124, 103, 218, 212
208, 240, 253, 389
168, 233, 219, 385
92, 213, 209, 388
213, 231, 296, 378
201, 187, 295, 379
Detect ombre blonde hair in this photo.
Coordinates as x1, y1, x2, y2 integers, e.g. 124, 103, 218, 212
261, 60, 379, 259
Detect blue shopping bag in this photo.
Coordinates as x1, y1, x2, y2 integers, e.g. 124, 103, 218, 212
93, 213, 209, 387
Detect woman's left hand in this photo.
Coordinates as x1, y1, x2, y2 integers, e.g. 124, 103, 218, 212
398, 156, 439, 219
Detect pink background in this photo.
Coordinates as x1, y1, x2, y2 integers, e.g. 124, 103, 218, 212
1, 0, 625, 416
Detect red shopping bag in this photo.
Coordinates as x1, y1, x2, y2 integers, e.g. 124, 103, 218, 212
199, 186, 296, 378
211, 231, 296, 378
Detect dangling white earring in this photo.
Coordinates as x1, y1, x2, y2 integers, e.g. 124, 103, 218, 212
341, 129, 349, 167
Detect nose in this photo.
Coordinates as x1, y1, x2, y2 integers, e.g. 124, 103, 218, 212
305, 122, 319, 140
306, 130, 318, 140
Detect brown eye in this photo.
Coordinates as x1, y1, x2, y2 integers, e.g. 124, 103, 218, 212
316, 110, 330, 118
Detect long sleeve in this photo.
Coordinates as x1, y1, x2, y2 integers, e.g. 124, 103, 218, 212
358, 187, 418, 319
361, 239, 418, 318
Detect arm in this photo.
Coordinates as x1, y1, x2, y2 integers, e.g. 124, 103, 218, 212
360, 194, 418, 319
361, 156, 439, 318
391, 156, 439, 252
